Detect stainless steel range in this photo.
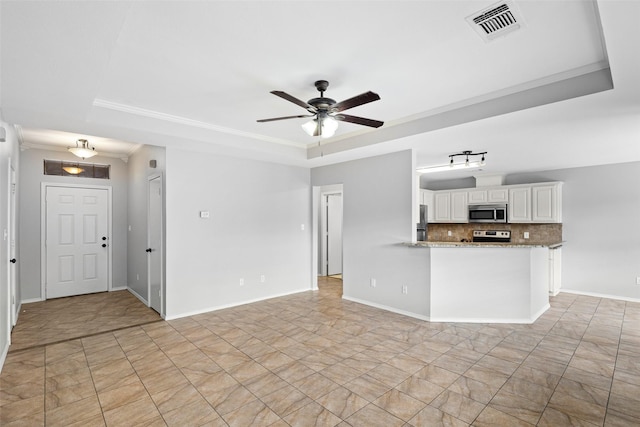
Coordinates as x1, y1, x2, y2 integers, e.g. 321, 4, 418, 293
472, 230, 511, 243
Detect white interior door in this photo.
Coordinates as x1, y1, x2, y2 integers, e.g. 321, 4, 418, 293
9, 164, 17, 326
45, 186, 109, 299
148, 175, 163, 315
327, 194, 343, 276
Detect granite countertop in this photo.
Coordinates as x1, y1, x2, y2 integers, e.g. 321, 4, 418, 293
404, 241, 564, 249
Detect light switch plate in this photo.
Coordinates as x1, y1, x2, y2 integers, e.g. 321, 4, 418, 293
200, 211, 210, 219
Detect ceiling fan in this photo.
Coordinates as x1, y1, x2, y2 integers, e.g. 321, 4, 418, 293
257, 80, 383, 138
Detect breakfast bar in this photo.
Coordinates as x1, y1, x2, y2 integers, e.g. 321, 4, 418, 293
405, 241, 560, 323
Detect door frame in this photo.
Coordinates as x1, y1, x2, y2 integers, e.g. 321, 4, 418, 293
40, 183, 113, 300
321, 191, 343, 276
147, 173, 164, 317
9, 162, 17, 326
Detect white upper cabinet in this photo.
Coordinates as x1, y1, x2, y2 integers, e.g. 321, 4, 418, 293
532, 183, 562, 222
434, 192, 452, 222
427, 182, 561, 224
488, 188, 509, 203
468, 190, 487, 204
433, 191, 468, 222
509, 186, 532, 222
451, 191, 469, 222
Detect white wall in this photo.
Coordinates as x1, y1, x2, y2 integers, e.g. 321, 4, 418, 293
127, 145, 166, 304
164, 147, 311, 319
311, 150, 431, 319
0, 121, 20, 370
505, 162, 640, 300
18, 148, 129, 300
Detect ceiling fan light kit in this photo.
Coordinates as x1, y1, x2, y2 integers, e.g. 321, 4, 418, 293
258, 80, 383, 138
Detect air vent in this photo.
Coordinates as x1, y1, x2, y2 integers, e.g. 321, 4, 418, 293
466, 1, 525, 42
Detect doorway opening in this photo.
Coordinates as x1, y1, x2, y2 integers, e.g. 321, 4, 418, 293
314, 184, 343, 296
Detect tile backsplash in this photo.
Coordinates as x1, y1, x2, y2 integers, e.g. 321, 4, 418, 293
427, 223, 562, 244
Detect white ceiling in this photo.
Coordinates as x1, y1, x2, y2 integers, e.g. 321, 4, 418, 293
1, 1, 639, 181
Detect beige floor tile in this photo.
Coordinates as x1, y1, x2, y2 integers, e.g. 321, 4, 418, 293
46, 394, 103, 426
261, 385, 313, 418
346, 403, 405, 427
474, 406, 536, 427
407, 405, 468, 427
431, 389, 485, 424
6, 281, 640, 427
102, 394, 161, 426
222, 399, 281, 427
373, 388, 425, 421
161, 397, 223, 426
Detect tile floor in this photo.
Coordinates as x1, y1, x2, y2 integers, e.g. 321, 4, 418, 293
1, 277, 640, 426
8, 290, 162, 352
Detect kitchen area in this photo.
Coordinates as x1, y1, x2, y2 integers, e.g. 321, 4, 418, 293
408, 175, 564, 324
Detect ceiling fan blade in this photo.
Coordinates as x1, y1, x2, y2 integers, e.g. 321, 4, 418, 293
335, 114, 384, 128
271, 91, 316, 112
331, 91, 381, 112
257, 114, 314, 123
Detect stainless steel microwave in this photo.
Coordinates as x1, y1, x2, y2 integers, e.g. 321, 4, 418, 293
468, 204, 508, 223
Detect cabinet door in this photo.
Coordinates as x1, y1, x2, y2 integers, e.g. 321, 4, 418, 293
488, 188, 509, 203
434, 192, 451, 222
451, 192, 469, 222
532, 185, 557, 222
421, 190, 435, 222
509, 187, 531, 222
468, 190, 487, 204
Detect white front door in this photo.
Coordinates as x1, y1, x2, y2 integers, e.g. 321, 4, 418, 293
147, 175, 163, 315
45, 186, 109, 299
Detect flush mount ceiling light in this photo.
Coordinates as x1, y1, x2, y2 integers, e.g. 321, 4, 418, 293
62, 165, 84, 175
68, 138, 98, 159
417, 150, 487, 174
257, 80, 383, 139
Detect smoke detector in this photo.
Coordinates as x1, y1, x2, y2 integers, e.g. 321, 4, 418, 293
466, 1, 525, 42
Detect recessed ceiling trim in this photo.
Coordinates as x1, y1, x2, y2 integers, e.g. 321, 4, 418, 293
308, 65, 613, 159
92, 98, 303, 148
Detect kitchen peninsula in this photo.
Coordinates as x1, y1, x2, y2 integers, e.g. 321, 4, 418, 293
405, 240, 562, 323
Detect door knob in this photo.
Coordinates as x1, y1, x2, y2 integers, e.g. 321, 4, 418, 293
146, 248, 152, 253
102, 244, 107, 248
10, 258, 16, 264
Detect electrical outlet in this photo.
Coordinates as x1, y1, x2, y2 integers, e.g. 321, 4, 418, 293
300, 224, 305, 231
524, 232, 530, 239
260, 275, 266, 283
370, 278, 376, 288
402, 285, 408, 294
636, 277, 640, 285
447, 230, 452, 237
136, 274, 139, 281
239, 278, 244, 286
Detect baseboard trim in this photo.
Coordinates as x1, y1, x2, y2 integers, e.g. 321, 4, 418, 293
21, 298, 44, 304
430, 303, 550, 324
341, 296, 429, 322
560, 289, 640, 303
164, 288, 309, 320
110, 286, 127, 292
0, 340, 8, 373
127, 287, 149, 306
